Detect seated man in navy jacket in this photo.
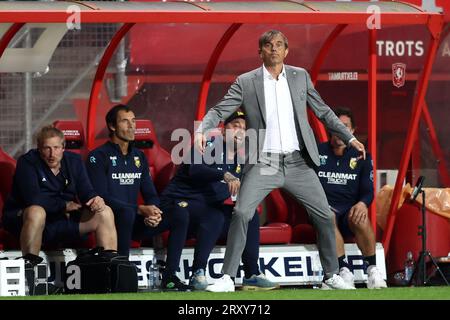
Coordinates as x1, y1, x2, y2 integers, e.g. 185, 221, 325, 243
317, 107, 386, 289
2, 125, 117, 266
86, 104, 190, 291
160, 110, 278, 291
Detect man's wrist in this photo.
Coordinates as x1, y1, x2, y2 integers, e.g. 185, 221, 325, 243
224, 172, 239, 183
361, 201, 369, 207
195, 123, 204, 134
357, 201, 368, 209
348, 137, 356, 146
138, 205, 146, 216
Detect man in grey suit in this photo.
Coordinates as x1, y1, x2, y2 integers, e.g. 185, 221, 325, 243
195, 30, 365, 291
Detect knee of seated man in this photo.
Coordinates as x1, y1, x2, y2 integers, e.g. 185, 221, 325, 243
23, 205, 46, 224
348, 216, 371, 232
96, 205, 114, 221
169, 206, 189, 225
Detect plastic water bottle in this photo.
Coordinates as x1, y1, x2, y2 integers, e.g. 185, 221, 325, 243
312, 253, 323, 289
313, 254, 323, 278
148, 257, 160, 291
404, 251, 415, 284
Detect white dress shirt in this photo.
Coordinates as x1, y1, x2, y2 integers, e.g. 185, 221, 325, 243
262, 65, 301, 154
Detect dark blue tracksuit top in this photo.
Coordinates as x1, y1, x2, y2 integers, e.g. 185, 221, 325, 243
85, 141, 159, 212
161, 137, 243, 205
316, 142, 374, 215
3, 149, 97, 220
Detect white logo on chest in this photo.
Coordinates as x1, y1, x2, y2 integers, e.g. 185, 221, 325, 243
111, 172, 142, 185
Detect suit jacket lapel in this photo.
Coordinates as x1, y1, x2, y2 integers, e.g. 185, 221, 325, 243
253, 67, 266, 125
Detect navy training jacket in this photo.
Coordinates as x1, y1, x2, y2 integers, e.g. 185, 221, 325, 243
86, 141, 159, 212
316, 142, 374, 215
3, 149, 97, 218
161, 137, 243, 205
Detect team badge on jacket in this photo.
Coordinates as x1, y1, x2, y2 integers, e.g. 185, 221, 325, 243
236, 164, 241, 174
177, 201, 188, 208
134, 156, 141, 168
349, 157, 358, 170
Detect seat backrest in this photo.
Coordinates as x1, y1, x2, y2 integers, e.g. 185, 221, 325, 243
53, 120, 87, 158
0, 148, 18, 249
134, 119, 176, 193
0, 147, 16, 204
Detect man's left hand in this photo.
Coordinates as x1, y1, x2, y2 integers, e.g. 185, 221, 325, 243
140, 205, 163, 227
139, 204, 162, 217
349, 139, 366, 160
86, 196, 105, 213
348, 201, 368, 225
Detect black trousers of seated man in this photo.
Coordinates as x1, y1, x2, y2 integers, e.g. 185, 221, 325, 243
112, 206, 188, 279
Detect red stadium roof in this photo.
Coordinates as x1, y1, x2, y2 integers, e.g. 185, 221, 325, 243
0, 1, 439, 25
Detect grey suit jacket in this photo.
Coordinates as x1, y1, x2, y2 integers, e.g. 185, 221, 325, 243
200, 65, 355, 172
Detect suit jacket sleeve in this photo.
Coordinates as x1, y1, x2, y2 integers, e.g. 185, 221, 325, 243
305, 71, 355, 144
198, 77, 243, 134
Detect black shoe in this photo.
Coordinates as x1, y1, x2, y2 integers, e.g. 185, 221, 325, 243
99, 250, 120, 260
17, 253, 43, 268
161, 275, 192, 292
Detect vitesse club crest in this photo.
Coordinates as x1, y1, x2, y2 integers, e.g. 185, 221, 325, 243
349, 157, 358, 170
178, 201, 188, 208
319, 155, 327, 166
134, 156, 141, 168
236, 164, 241, 174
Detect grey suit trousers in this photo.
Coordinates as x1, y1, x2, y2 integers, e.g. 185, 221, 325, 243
222, 150, 339, 278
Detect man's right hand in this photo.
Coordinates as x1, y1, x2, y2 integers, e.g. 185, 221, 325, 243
224, 172, 240, 196
348, 201, 368, 225
144, 215, 161, 228
194, 132, 206, 154
349, 139, 366, 160
86, 196, 105, 213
